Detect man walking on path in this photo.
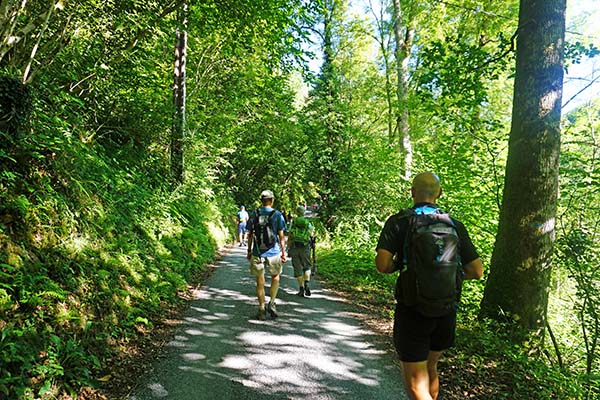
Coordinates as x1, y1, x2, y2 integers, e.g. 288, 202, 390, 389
288, 205, 314, 297
247, 190, 287, 320
375, 172, 483, 400
236, 205, 249, 246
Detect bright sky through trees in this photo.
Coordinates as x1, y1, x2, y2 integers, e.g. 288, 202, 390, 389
310, 1, 600, 112
563, 0, 600, 111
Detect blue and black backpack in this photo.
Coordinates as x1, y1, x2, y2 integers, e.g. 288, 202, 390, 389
398, 206, 463, 317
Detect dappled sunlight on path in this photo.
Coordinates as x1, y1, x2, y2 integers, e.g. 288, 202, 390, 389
129, 246, 406, 400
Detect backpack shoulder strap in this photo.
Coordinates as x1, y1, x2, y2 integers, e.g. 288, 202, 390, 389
397, 208, 416, 230
266, 210, 277, 225
397, 209, 415, 266
397, 208, 416, 220
267, 210, 278, 233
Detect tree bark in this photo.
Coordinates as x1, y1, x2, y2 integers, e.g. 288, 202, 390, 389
479, 0, 566, 348
171, 2, 187, 183
392, 0, 413, 181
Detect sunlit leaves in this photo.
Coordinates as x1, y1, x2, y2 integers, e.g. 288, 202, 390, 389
415, 32, 514, 111
564, 41, 600, 72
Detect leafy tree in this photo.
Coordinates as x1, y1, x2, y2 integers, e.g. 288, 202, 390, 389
549, 100, 600, 393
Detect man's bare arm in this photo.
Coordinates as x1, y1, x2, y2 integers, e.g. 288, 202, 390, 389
375, 249, 395, 274
246, 232, 254, 260
463, 258, 483, 280
278, 230, 287, 263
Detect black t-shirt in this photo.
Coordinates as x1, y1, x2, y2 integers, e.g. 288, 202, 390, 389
376, 203, 480, 301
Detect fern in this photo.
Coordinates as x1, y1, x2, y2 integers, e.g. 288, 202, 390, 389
37, 290, 66, 301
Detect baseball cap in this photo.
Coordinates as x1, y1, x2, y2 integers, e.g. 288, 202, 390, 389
260, 190, 274, 200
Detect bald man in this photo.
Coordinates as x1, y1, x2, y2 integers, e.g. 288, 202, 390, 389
375, 172, 483, 400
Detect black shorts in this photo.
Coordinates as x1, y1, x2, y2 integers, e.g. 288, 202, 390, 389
393, 303, 456, 362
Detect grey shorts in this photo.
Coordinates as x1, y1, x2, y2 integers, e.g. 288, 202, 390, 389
289, 245, 312, 277
249, 254, 283, 277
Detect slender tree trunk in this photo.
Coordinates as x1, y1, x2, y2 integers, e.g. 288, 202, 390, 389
369, 1, 394, 142
377, 32, 393, 143
479, 0, 566, 349
171, 2, 187, 183
392, 0, 413, 181
318, 0, 341, 217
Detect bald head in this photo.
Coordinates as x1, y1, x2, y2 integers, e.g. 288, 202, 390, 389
411, 172, 442, 203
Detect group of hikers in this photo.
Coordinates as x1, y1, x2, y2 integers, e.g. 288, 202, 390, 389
234, 172, 483, 400
235, 190, 315, 320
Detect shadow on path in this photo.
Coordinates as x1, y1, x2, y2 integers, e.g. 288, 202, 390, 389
129, 245, 407, 400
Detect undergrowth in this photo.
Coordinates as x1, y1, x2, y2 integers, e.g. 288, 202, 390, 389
0, 88, 230, 399
316, 244, 597, 400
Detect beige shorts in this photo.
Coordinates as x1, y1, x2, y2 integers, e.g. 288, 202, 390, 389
249, 255, 283, 277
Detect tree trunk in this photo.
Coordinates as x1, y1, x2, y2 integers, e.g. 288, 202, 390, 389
378, 25, 393, 143
317, 0, 343, 220
368, 1, 394, 143
171, 3, 187, 183
392, 0, 413, 181
479, 0, 566, 348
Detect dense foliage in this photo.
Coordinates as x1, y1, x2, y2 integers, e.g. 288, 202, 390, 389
0, 0, 599, 398
0, 0, 307, 398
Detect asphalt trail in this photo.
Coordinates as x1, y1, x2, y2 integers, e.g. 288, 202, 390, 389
129, 245, 408, 400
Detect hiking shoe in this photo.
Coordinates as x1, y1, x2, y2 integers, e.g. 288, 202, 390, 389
304, 284, 311, 297
267, 302, 278, 319
296, 287, 305, 297
256, 308, 266, 320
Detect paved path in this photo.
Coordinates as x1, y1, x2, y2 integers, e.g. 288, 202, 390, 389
129, 245, 407, 400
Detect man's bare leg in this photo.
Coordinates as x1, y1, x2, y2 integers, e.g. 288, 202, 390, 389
427, 351, 443, 399
256, 274, 266, 310
270, 274, 280, 301
402, 360, 433, 400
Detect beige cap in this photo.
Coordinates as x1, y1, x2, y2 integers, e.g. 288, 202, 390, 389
260, 190, 274, 200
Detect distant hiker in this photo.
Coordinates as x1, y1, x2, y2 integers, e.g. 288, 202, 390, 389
281, 208, 290, 237
281, 208, 289, 224
288, 205, 314, 297
235, 205, 249, 246
375, 172, 483, 400
246, 190, 287, 320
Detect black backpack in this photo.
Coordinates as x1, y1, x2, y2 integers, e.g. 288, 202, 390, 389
399, 207, 463, 317
253, 209, 277, 252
